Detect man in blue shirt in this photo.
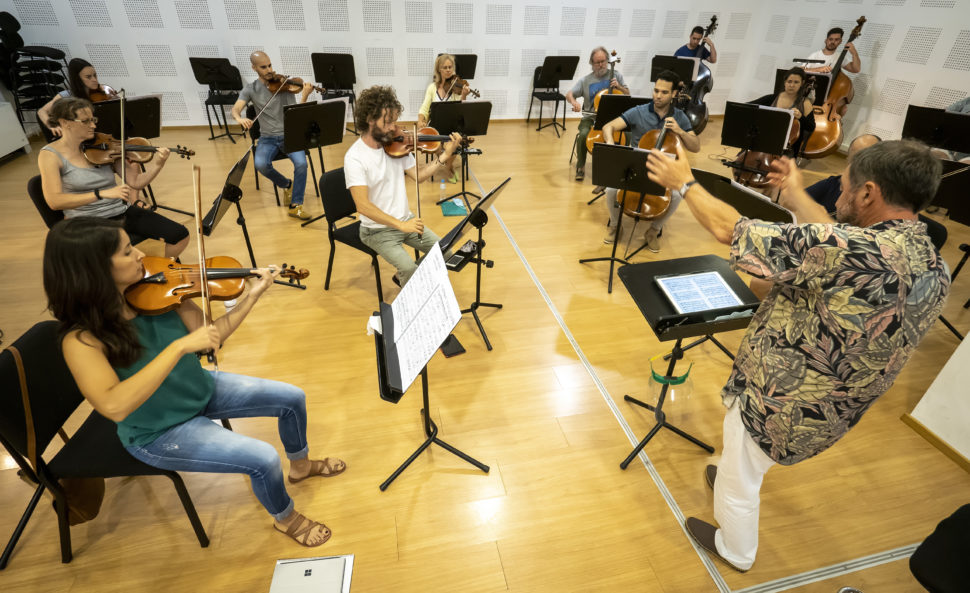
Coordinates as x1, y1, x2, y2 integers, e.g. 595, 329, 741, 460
674, 26, 718, 64
600, 70, 700, 251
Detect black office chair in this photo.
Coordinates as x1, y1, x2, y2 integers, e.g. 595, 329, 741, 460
0, 321, 209, 567
26, 175, 63, 229
920, 214, 964, 340
526, 66, 566, 136
246, 105, 319, 205
320, 168, 384, 302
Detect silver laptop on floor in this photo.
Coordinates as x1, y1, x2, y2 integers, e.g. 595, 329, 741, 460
268, 555, 354, 592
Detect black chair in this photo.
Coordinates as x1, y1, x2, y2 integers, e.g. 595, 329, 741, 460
910, 503, 970, 592
526, 66, 566, 137
246, 105, 319, 205
203, 65, 245, 143
320, 168, 383, 301
0, 321, 209, 568
26, 175, 63, 229
920, 214, 964, 340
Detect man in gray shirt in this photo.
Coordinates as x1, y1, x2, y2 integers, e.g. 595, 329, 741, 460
232, 51, 315, 220
566, 46, 629, 183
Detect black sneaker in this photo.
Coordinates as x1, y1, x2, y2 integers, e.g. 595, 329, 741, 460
575, 167, 585, 181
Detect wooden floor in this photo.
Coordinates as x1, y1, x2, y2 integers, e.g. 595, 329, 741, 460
1, 118, 968, 593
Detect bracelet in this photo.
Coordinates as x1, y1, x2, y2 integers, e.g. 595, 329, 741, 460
94, 189, 102, 200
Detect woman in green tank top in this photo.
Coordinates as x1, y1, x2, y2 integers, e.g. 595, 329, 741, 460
43, 217, 346, 548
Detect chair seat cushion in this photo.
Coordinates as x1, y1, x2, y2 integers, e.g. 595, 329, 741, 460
48, 411, 170, 479
533, 91, 564, 101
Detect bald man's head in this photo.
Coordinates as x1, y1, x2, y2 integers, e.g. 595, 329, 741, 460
250, 52, 274, 81
848, 134, 881, 157
250, 51, 269, 66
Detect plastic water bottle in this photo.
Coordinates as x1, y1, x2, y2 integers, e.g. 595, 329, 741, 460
439, 178, 447, 202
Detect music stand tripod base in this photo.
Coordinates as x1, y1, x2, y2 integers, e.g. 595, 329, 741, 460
380, 367, 489, 491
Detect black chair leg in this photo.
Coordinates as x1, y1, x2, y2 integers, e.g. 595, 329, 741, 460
220, 419, 232, 430
325, 239, 336, 290
0, 483, 45, 569
52, 492, 73, 563
373, 257, 383, 303
165, 472, 209, 548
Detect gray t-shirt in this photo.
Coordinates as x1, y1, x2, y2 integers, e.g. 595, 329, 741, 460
237, 78, 297, 136
569, 70, 626, 117
619, 101, 693, 148
41, 145, 127, 219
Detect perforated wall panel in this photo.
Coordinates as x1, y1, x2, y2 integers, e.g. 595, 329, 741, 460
174, 0, 212, 29
366, 47, 395, 77
925, 86, 967, 109
875, 0, 906, 5
233, 45, 265, 81
272, 0, 306, 31
362, 1, 392, 33
630, 9, 655, 38
408, 89, 425, 113
943, 30, 970, 71
596, 8, 621, 38
71, 0, 112, 27
521, 49, 547, 77
896, 27, 942, 66
755, 54, 776, 82
662, 11, 688, 39
157, 91, 189, 121
225, 0, 260, 30
560, 7, 586, 37
279, 46, 312, 78
446, 3, 473, 35
482, 90, 507, 116
408, 48, 434, 77
85, 43, 128, 76
124, 0, 163, 28
717, 52, 740, 78
920, 0, 956, 7
726, 13, 751, 41
12, 0, 59, 26
873, 78, 916, 115
523, 5, 550, 36
138, 45, 177, 76
187, 45, 221, 59
483, 49, 510, 77
624, 50, 650, 79
485, 4, 512, 35
765, 15, 790, 43
318, 0, 350, 32
405, 2, 432, 33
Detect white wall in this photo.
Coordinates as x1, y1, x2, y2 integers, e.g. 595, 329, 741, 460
4, 0, 969, 149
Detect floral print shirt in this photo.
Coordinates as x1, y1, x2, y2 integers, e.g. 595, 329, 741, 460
723, 217, 949, 465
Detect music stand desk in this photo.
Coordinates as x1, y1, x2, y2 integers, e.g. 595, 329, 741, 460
616, 256, 759, 469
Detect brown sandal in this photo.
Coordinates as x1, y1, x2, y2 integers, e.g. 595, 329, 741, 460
288, 457, 347, 484
277, 513, 331, 547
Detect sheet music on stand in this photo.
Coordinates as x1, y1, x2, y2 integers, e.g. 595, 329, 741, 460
383, 243, 462, 392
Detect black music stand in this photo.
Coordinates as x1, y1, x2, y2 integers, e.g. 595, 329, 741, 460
651, 55, 698, 85
444, 53, 477, 79
93, 96, 192, 217
282, 100, 345, 226
439, 177, 511, 350
535, 56, 580, 135
617, 256, 760, 469
310, 53, 358, 135
429, 100, 492, 208
579, 144, 665, 293
373, 246, 489, 490
585, 94, 652, 204
902, 105, 970, 155
189, 57, 246, 142
720, 101, 792, 183
774, 68, 830, 106
201, 151, 306, 290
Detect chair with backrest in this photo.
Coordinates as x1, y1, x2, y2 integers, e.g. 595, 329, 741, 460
203, 64, 245, 143
526, 66, 566, 136
27, 174, 63, 229
920, 213, 965, 341
246, 105, 319, 205
320, 168, 383, 302
0, 321, 209, 567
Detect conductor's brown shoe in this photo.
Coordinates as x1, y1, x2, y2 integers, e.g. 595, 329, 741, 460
685, 517, 748, 573
705, 464, 717, 490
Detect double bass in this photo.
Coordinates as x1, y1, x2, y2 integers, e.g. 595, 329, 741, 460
586, 51, 625, 153
802, 16, 866, 159
677, 15, 718, 135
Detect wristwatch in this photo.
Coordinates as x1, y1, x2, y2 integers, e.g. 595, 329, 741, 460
679, 180, 697, 195
94, 189, 103, 200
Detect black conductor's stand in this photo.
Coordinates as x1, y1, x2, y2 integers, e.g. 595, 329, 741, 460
282, 100, 346, 227
201, 151, 306, 290
585, 94, 651, 205
310, 53, 358, 135
429, 100, 492, 208
534, 55, 580, 136
720, 101, 793, 182
440, 177, 511, 350
579, 143, 664, 294
93, 96, 192, 217
189, 57, 246, 142
617, 256, 760, 469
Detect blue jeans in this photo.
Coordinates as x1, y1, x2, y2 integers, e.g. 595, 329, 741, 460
125, 371, 308, 521
254, 135, 307, 206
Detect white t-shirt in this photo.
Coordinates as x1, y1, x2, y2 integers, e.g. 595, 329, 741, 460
344, 138, 415, 229
803, 49, 853, 70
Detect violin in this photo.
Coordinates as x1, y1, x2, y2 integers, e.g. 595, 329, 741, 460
83, 132, 194, 165
676, 15, 718, 134
447, 76, 480, 98
382, 126, 470, 158
616, 125, 682, 221
125, 256, 309, 315
802, 16, 865, 159
87, 86, 117, 103
266, 74, 326, 95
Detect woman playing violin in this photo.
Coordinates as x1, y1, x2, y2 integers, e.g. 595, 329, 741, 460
43, 216, 346, 548
749, 67, 816, 159
417, 54, 468, 183
37, 97, 189, 258
37, 58, 118, 138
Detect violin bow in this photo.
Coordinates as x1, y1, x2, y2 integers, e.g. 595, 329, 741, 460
191, 164, 218, 369
118, 88, 126, 187
413, 122, 422, 226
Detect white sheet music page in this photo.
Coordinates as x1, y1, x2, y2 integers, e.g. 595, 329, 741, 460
390, 243, 462, 390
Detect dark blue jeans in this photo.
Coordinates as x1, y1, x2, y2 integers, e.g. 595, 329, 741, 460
254, 135, 307, 206
125, 372, 308, 521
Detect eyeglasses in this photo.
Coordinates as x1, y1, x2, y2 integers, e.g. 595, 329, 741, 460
72, 117, 98, 125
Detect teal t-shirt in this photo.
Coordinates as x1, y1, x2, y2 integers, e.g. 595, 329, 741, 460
114, 311, 214, 447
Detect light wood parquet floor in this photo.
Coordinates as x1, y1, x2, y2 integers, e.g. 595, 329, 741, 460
1, 117, 968, 593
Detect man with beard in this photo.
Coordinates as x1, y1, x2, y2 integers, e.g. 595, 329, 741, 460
344, 85, 461, 286
644, 140, 949, 572
566, 46, 629, 182
674, 25, 718, 64
802, 27, 861, 75
599, 70, 700, 251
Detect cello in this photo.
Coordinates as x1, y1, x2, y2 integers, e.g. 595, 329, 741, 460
585, 51, 626, 153
615, 125, 683, 226
677, 15, 718, 135
802, 16, 866, 159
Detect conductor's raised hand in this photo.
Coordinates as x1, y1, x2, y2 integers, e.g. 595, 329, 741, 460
766, 156, 805, 197
400, 218, 425, 235
249, 266, 281, 300
646, 142, 692, 191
